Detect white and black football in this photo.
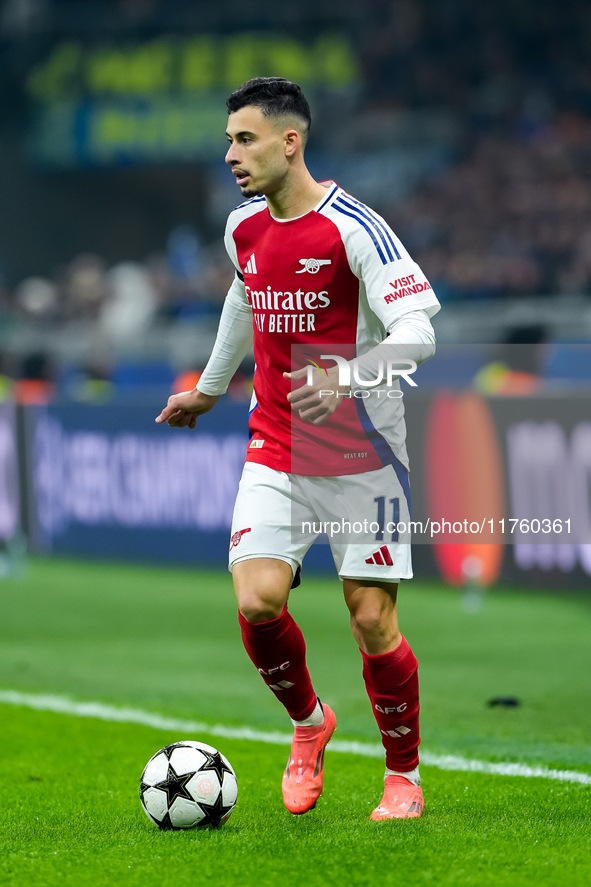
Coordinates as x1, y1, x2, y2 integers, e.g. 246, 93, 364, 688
140, 740, 238, 830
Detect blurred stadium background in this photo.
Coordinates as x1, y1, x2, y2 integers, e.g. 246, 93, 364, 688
0, 0, 590, 589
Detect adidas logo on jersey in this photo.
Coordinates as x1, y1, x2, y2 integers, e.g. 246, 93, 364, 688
365, 545, 394, 566
245, 253, 257, 274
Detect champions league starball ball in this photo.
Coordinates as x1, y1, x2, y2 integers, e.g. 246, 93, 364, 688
140, 741, 238, 830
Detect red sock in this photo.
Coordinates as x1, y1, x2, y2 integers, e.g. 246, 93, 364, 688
361, 636, 420, 771
238, 607, 317, 722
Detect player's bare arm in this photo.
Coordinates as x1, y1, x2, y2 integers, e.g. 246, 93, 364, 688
155, 388, 219, 429
283, 364, 349, 425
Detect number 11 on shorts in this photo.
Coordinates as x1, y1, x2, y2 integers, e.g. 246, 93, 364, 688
374, 496, 400, 542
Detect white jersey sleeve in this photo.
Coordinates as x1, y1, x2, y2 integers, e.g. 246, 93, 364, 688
197, 199, 270, 396
224, 209, 242, 273
327, 191, 440, 327
351, 309, 436, 393
196, 273, 253, 396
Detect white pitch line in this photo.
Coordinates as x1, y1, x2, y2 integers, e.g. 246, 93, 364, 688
1, 689, 590, 787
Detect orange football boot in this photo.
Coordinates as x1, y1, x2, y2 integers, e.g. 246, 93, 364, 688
370, 775, 424, 820
282, 704, 337, 814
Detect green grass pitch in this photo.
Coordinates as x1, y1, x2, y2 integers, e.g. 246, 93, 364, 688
0, 557, 590, 886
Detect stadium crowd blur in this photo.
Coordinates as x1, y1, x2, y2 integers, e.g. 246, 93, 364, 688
1, 0, 591, 399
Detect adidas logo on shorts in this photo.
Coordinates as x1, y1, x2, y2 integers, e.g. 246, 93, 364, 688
365, 545, 393, 566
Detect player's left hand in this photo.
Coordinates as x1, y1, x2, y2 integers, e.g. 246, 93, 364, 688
284, 365, 349, 425
155, 389, 219, 429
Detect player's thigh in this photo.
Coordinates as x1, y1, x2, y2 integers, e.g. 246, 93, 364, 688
342, 576, 399, 619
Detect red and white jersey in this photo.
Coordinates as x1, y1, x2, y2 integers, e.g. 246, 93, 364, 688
224, 182, 440, 476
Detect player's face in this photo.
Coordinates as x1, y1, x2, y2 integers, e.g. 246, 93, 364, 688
225, 106, 291, 198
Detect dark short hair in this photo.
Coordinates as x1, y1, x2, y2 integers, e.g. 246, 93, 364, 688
226, 77, 311, 134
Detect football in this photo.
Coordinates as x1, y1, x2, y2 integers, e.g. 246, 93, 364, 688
140, 740, 238, 830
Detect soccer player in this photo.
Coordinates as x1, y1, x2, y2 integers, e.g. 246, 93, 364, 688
156, 78, 440, 819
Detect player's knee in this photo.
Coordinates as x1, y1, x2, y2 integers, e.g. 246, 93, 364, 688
237, 590, 284, 623
350, 604, 386, 638
349, 592, 395, 641
233, 559, 292, 623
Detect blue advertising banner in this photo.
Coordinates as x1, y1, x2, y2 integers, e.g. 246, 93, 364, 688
20, 387, 591, 588
0, 403, 19, 544
26, 401, 248, 564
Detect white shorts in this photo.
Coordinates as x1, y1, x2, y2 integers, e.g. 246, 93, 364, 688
229, 462, 412, 582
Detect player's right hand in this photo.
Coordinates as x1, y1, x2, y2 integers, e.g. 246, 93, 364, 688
155, 389, 219, 429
